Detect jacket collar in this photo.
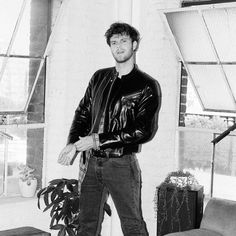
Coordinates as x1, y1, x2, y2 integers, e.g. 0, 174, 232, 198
113, 64, 138, 79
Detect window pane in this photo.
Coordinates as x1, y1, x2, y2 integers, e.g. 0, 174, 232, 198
0, 57, 41, 112
165, 10, 216, 62
187, 64, 236, 112
203, 7, 236, 62
179, 122, 236, 200
223, 65, 236, 99
11, 0, 50, 57
10, 0, 30, 56
7, 129, 26, 196
0, 136, 4, 195
1, 127, 44, 196
213, 134, 236, 200
0, 0, 24, 54
0, 114, 27, 126
179, 130, 212, 196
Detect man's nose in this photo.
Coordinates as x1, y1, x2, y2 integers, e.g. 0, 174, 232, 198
116, 42, 123, 49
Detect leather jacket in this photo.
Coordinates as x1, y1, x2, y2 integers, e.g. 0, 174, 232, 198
67, 65, 162, 154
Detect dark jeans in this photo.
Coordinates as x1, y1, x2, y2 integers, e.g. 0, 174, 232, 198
77, 153, 149, 236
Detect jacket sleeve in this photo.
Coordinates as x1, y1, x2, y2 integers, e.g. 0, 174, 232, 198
98, 80, 162, 149
66, 77, 94, 145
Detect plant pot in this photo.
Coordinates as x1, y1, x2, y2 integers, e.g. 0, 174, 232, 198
19, 179, 37, 197
156, 185, 204, 236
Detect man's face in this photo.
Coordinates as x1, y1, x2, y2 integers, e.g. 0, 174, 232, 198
109, 34, 137, 63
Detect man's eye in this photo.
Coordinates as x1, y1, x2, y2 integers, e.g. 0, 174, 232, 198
111, 42, 117, 45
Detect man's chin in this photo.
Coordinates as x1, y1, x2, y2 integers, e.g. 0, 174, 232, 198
114, 57, 129, 63
115, 59, 126, 63
113, 52, 134, 63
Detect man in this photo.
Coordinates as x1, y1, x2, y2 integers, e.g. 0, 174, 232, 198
58, 22, 162, 236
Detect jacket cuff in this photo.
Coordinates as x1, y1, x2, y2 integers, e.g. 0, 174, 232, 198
92, 133, 100, 150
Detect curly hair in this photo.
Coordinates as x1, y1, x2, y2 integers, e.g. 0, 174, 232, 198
105, 22, 140, 46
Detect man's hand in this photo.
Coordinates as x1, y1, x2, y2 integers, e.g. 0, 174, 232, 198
58, 144, 76, 166
74, 135, 94, 152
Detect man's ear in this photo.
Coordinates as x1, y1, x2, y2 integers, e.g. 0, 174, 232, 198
133, 41, 138, 51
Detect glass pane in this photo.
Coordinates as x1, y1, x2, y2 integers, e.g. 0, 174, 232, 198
165, 10, 216, 62
187, 64, 236, 112
6, 129, 26, 196
223, 65, 236, 100
203, 8, 236, 62
0, 57, 41, 112
213, 134, 236, 200
11, 0, 50, 57
0, 0, 24, 54
178, 130, 212, 196
0, 136, 4, 195
2, 127, 44, 196
51, 0, 62, 27
0, 114, 27, 126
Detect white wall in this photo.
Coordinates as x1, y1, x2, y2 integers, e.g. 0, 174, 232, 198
45, 0, 117, 183
0, 198, 51, 233
0, 0, 182, 235
0, 1, 116, 235
132, 0, 181, 233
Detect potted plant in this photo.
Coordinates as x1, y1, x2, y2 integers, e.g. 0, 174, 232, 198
154, 170, 204, 236
37, 178, 80, 236
37, 178, 112, 236
18, 164, 38, 197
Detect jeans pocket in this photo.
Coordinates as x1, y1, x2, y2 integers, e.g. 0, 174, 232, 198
111, 155, 131, 167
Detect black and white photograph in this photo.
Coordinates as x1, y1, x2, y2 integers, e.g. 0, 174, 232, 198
0, 1, 236, 236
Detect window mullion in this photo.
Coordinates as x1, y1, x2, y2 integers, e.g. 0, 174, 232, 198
0, 0, 27, 84
0, 131, 14, 140
0, 54, 43, 60
186, 61, 236, 65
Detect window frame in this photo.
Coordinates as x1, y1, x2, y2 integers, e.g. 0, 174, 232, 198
161, 1, 236, 200
161, 2, 236, 113
182, 0, 236, 7
0, 0, 68, 197
0, 0, 49, 115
